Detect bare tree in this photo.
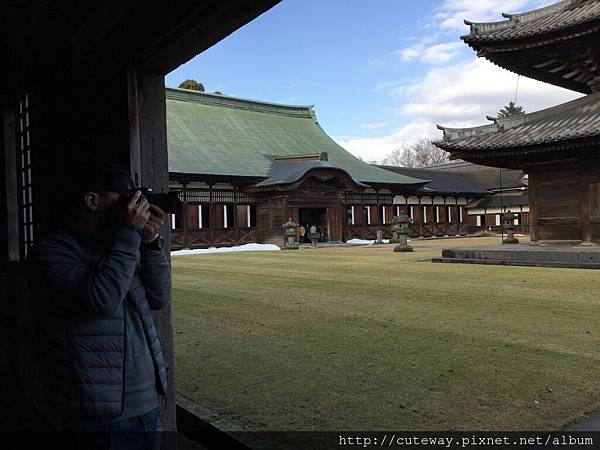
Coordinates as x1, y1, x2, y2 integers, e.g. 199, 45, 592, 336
381, 139, 449, 167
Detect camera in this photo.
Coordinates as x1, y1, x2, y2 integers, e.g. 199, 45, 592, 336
124, 187, 181, 214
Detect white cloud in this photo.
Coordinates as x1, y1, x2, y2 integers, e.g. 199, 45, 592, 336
360, 121, 389, 130
372, 80, 403, 94
339, 58, 582, 163
400, 58, 582, 125
396, 41, 463, 65
337, 122, 440, 163
397, 44, 423, 62
421, 42, 464, 65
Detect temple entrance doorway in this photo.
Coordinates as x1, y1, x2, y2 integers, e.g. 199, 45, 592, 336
299, 208, 328, 242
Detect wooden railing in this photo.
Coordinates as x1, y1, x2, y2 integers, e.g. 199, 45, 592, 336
171, 223, 530, 248
345, 225, 391, 240
346, 223, 473, 240
171, 227, 257, 249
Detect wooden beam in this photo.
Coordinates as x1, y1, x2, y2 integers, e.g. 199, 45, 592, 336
127, 68, 142, 187
528, 172, 539, 241
136, 0, 281, 73
3, 109, 19, 262
581, 179, 592, 243
133, 70, 177, 444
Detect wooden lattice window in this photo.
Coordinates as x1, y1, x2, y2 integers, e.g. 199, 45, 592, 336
184, 189, 210, 203
362, 194, 378, 204
16, 93, 34, 259
212, 190, 235, 203
236, 191, 256, 204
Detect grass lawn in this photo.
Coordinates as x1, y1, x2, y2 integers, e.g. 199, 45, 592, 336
171, 236, 600, 431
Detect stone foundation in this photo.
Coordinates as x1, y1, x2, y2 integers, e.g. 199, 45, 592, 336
434, 244, 600, 269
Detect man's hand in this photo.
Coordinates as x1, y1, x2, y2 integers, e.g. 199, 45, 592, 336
142, 204, 166, 242
122, 191, 151, 231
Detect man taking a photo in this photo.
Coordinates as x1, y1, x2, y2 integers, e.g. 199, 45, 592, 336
28, 160, 171, 450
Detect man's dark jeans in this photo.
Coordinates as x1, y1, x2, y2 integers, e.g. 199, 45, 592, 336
70, 407, 162, 450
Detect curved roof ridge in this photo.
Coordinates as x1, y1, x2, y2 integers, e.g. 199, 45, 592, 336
255, 160, 371, 189
503, 0, 571, 21
438, 92, 596, 141
461, 0, 597, 40
436, 122, 498, 140
166, 87, 315, 119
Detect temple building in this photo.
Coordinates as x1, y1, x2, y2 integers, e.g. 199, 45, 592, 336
379, 162, 529, 236
166, 88, 428, 248
436, 0, 600, 246
167, 88, 538, 248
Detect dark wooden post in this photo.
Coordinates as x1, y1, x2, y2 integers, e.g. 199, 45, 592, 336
182, 182, 188, 247
418, 196, 423, 237
233, 185, 238, 237
581, 179, 592, 243
128, 69, 176, 443
209, 183, 215, 246
528, 171, 539, 241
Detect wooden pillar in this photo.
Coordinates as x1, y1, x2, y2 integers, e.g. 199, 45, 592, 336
182, 182, 188, 247
418, 196, 423, 237
528, 172, 539, 241
129, 69, 176, 439
3, 109, 19, 262
361, 194, 366, 236
233, 186, 238, 236
581, 179, 592, 243
519, 205, 524, 234
209, 183, 215, 245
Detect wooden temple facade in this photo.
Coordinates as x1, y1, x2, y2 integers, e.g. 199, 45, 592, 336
436, 0, 600, 245
380, 163, 530, 237
166, 89, 532, 248
166, 88, 429, 248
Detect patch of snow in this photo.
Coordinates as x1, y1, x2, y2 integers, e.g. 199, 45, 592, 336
347, 239, 374, 245
346, 238, 391, 246
171, 243, 280, 256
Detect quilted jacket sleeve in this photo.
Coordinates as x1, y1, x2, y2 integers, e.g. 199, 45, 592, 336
139, 247, 171, 310
29, 226, 142, 318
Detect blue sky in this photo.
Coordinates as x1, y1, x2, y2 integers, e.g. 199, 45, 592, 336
166, 0, 581, 163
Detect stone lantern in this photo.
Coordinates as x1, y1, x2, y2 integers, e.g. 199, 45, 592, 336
392, 213, 413, 252
390, 215, 402, 244
502, 210, 519, 244
282, 218, 299, 250
307, 224, 320, 248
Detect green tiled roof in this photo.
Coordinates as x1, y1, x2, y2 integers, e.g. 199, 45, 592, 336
166, 88, 426, 186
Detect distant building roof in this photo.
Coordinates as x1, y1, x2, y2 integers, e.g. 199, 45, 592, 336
377, 165, 488, 195
436, 92, 600, 167
424, 161, 527, 191
461, 0, 600, 93
166, 88, 427, 187
468, 191, 529, 209
463, 0, 600, 44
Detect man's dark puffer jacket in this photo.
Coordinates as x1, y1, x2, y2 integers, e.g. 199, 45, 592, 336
28, 224, 170, 419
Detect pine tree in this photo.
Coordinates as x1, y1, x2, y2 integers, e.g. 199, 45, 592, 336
497, 101, 525, 118
178, 79, 205, 92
